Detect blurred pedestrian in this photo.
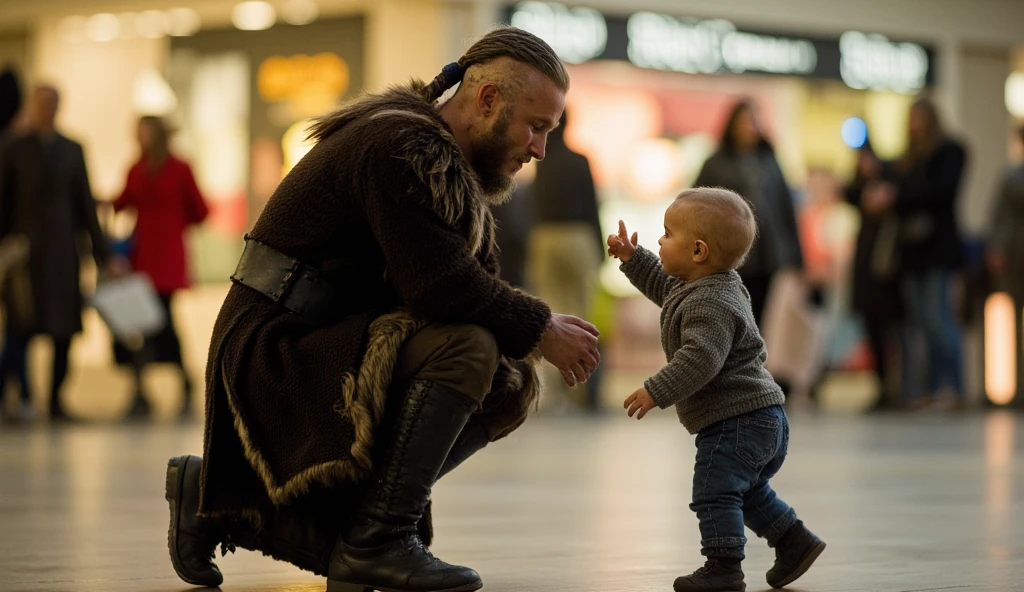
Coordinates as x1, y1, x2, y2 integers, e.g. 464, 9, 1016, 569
526, 109, 604, 412
862, 98, 968, 409
694, 99, 803, 327
111, 115, 209, 419
844, 141, 905, 411
0, 84, 122, 422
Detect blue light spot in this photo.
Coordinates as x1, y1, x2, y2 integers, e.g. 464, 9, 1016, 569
841, 117, 868, 149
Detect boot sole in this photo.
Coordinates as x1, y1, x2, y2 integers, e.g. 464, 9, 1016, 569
769, 541, 826, 589
165, 456, 223, 587
326, 579, 483, 592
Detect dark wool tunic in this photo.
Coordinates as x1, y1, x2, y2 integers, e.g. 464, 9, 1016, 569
199, 85, 552, 531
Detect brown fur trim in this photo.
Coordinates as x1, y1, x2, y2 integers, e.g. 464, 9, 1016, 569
368, 109, 486, 255
222, 363, 363, 506
222, 311, 424, 506
309, 83, 486, 255
338, 310, 426, 473
476, 351, 543, 442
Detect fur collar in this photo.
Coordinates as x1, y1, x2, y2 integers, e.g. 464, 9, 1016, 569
310, 82, 487, 255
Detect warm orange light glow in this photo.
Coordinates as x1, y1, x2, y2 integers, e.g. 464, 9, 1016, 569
984, 293, 1016, 405
563, 86, 661, 187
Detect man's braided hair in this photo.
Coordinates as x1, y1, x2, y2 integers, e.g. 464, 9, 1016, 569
421, 26, 569, 103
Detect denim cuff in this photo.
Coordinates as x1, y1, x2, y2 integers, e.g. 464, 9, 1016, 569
700, 536, 747, 559
764, 508, 798, 547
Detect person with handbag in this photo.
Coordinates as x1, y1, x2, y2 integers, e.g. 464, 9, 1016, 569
844, 140, 906, 411
861, 99, 968, 410
0, 84, 125, 422
110, 115, 209, 419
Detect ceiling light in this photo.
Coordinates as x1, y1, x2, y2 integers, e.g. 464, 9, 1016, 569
281, 0, 319, 25
233, 1, 276, 31
167, 8, 202, 36
87, 13, 120, 42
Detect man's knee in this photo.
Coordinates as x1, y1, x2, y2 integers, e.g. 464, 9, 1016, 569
439, 325, 499, 400
398, 324, 499, 402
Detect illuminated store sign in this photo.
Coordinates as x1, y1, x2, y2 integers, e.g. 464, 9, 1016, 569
839, 31, 929, 94
506, 2, 936, 93
626, 13, 817, 76
510, 1, 607, 64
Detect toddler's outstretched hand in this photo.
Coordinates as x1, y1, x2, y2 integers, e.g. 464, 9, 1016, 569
624, 386, 656, 419
607, 220, 638, 262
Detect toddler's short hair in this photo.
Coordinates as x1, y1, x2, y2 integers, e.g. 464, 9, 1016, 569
674, 187, 758, 270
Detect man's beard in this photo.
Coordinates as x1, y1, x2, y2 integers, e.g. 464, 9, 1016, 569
469, 106, 524, 206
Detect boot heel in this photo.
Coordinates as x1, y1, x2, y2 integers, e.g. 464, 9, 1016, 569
326, 580, 373, 592
165, 459, 182, 502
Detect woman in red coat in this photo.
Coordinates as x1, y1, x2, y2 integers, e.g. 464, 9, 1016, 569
113, 116, 209, 419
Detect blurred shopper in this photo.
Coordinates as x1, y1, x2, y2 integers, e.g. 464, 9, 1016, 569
694, 100, 803, 327
111, 115, 209, 419
0, 84, 120, 422
492, 179, 532, 288
863, 99, 968, 409
987, 124, 1024, 406
0, 65, 27, 421
526, 109, 604, 411
844, 141, 906, 411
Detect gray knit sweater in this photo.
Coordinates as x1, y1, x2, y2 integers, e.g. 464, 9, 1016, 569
620, 246, 785, 434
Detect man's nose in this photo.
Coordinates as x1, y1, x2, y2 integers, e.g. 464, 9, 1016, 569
529, 134, 546, 161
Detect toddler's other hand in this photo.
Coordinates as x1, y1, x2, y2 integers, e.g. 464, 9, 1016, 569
624, 386, 656, 419
607, 220, 638, 262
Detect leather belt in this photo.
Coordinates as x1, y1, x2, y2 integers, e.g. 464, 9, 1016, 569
230, 234, 338, 323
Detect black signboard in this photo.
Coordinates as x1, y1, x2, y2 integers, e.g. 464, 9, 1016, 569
505, 2, 937, 92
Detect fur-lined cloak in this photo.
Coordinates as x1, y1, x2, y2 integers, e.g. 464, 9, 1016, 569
198, 84, 552, 558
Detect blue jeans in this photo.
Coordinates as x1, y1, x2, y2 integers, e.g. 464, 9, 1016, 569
901, 270, 965, 400
691, 405, 797, 560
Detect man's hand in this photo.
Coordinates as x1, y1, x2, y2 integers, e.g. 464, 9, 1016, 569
607, 220, 638, 262
538, 314, 600, 387
624, 386, 656, 419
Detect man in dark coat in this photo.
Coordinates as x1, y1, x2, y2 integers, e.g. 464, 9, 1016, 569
0, 84, 115, 421
165, 27, 600, 592
526, 109, 604, 411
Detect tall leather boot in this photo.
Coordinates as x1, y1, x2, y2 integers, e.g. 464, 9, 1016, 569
438, 420, 490, 481
166, 455, 341, 585
165, 455, 228, 587
328, 380, 482, 592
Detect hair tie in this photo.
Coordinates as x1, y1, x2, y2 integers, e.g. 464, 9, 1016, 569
441, 62, 463, 89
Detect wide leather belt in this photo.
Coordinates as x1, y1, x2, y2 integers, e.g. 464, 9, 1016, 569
230, 234, 338, 323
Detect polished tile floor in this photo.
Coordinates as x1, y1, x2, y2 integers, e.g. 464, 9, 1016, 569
1, 408, 1022, 592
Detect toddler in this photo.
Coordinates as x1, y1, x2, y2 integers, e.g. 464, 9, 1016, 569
608, 187, 826, 592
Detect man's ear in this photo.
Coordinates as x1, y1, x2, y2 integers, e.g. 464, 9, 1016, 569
476, 82, 500, 118
693, 240, 710, 262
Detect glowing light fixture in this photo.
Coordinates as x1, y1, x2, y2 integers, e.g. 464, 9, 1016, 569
984, 292, 1016, 406
167, 8, 202, 36
1005, 72, 1024, 119
136, 10, 170, 38
281, 0, 319, 25
133, 69, 179, 116
233, 1, 276, 31
841, 117, 868, 149
87, 13, 120, 42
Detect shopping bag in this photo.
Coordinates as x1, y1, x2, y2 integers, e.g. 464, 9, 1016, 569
89, 272, 167, 344
761, 269, 827, 400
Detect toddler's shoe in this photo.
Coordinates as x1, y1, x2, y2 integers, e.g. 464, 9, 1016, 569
767, 520, 826, 588
674, 558, 745, 592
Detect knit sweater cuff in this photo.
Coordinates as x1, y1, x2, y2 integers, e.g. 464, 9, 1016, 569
643, 373, 679, 410
619, 245, 656, 277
